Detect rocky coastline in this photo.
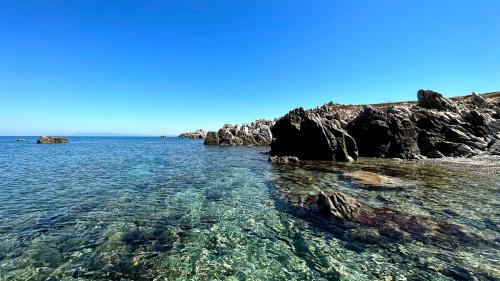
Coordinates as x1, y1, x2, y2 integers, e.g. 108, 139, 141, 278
199, 90, 499, 162
178, 129, 207, 139
270, 90, 500, 160
203, 119, 274, 146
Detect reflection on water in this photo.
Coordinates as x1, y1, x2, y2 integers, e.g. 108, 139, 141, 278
0, 137, 498, 280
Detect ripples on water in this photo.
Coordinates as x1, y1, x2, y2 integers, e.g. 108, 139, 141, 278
0, 137, 498, 280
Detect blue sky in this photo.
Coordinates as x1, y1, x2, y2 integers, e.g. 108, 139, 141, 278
1, 0, 499, 136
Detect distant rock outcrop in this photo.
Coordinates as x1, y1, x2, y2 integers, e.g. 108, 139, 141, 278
37, 136, 69, 144
178, 129, 207, 139
270, 90, 500, 160
204, 119, 274, 146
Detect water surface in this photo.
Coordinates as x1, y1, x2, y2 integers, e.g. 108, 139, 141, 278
0, 137, 498, 280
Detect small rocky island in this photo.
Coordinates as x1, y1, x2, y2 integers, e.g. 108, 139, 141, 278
37, 136, 69, 144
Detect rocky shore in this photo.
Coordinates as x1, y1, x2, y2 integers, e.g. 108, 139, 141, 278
178, 129, 207, 139
270, 90, 500, 160
203, 119, 274, 146
200, 90, 499, 161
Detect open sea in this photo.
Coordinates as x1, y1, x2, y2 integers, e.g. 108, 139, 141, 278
0, 136, 498, 280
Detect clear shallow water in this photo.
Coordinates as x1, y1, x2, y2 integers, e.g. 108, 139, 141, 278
0, 137, 498, 280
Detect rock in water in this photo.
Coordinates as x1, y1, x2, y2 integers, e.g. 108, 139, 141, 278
316, 192, 361, 220
417, 89, 457, 111
343, 170, 408, 188
204, 120, 274, 146
37, 136, 69, 144
270, 108, 358, 161
204, 131, 219, 145
178, 129, 207, 139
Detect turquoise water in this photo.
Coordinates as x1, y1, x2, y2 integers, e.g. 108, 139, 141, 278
0, 137, 498, 280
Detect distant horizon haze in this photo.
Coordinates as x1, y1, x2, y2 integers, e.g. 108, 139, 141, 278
1, 1, 499, 136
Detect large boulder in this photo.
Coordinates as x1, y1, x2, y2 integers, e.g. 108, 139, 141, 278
417, 89, 457, 111
37, 136, 69, 144
347, 106, 420, 158
270, 108, 358, 161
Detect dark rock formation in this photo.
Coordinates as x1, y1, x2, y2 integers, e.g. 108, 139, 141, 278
417, 89, 458, 111
204, 131, 219, 145
37, 136, 69, 144
178, 129, 207, 139
204, 120, 274, 146
270, 108, 358, 161
347, 106, 420, 158
268, 156, 300, 164
270, 90, 499, 160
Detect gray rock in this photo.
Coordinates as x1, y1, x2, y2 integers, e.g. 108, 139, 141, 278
178, 129, 207, 139
417, 89, 457, 111
471, 92, 491, 108
268, 156, 300, 164
204, 119, 274, 146
316, 192, 361, 220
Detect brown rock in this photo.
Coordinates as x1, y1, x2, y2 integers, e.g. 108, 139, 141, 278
37, 136, 69, 144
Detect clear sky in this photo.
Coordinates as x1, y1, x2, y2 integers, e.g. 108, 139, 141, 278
1, 0, 499, 136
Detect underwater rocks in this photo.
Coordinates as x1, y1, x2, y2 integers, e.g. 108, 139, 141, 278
37, 136, 69, 144
270, 90, 500, 160
313, 192, 488, 247
317, 192, 361, 220
178, 129, 207, 139
204, 119, 274, 146
268, 155, 300, 164
342, 170, 408, 189
270, 108, 358, 161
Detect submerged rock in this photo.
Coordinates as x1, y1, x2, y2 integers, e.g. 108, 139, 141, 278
312, 192, 488, 247
317, 192, 361, 220
343, 170, 408, 188
37, 136, 69, 144
178, 129, 207, 139
268, 156, 300, 164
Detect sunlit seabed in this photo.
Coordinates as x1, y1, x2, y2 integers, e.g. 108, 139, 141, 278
0, 137, 498, 280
